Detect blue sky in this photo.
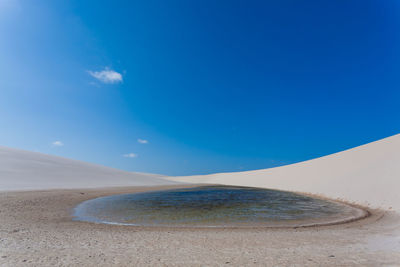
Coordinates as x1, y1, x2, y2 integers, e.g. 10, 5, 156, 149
1, 0, 399, 175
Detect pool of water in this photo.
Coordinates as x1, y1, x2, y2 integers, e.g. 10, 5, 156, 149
73, 186, 365, 227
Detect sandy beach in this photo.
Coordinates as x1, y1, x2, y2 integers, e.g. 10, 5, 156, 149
2, 1, 399, 265
1, 186, 399, 267
1, 135, 400, 266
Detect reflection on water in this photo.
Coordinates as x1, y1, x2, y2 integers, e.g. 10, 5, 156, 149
73, 186, 361, 227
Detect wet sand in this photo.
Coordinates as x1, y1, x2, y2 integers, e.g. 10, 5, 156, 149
1, 185, 399, 266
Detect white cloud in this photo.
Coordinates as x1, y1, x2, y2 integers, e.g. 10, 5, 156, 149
137, 138, 148, 144
52, 141, 64, 147
123, 153, 137, 158
88, 68, 123, 84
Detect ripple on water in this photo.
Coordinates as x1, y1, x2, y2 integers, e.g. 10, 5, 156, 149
73, 186, 365, 227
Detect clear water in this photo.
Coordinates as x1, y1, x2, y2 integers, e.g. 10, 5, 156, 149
73, 186, 362, 227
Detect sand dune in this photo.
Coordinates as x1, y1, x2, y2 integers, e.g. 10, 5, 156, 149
1, 134, 398, 210
168, 134, 400, 212
1, 137, 400, 265
0, 146, 175, 191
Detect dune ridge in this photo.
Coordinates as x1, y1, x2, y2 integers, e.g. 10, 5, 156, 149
1, 134, 399, 212
168, 134, 400, 212
0, 146, 175, 191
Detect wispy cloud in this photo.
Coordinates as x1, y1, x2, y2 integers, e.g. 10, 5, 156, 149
52, 141, 64, 147
88, 68, 123, 84
137, 138, 148, 144
123, 153, 137, 158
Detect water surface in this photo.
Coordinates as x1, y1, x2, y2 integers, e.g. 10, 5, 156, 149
73, 186, 363, 227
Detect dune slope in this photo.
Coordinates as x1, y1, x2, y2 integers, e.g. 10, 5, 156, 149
0, 146, 175, 191
169, 134, 400, 211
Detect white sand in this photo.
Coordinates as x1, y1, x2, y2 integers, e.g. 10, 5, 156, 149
1, 136, 400, 266
168, 134, 400, 212
1, 134, 399, 211
1, 187, 399, 266
0, 146, 176, 191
